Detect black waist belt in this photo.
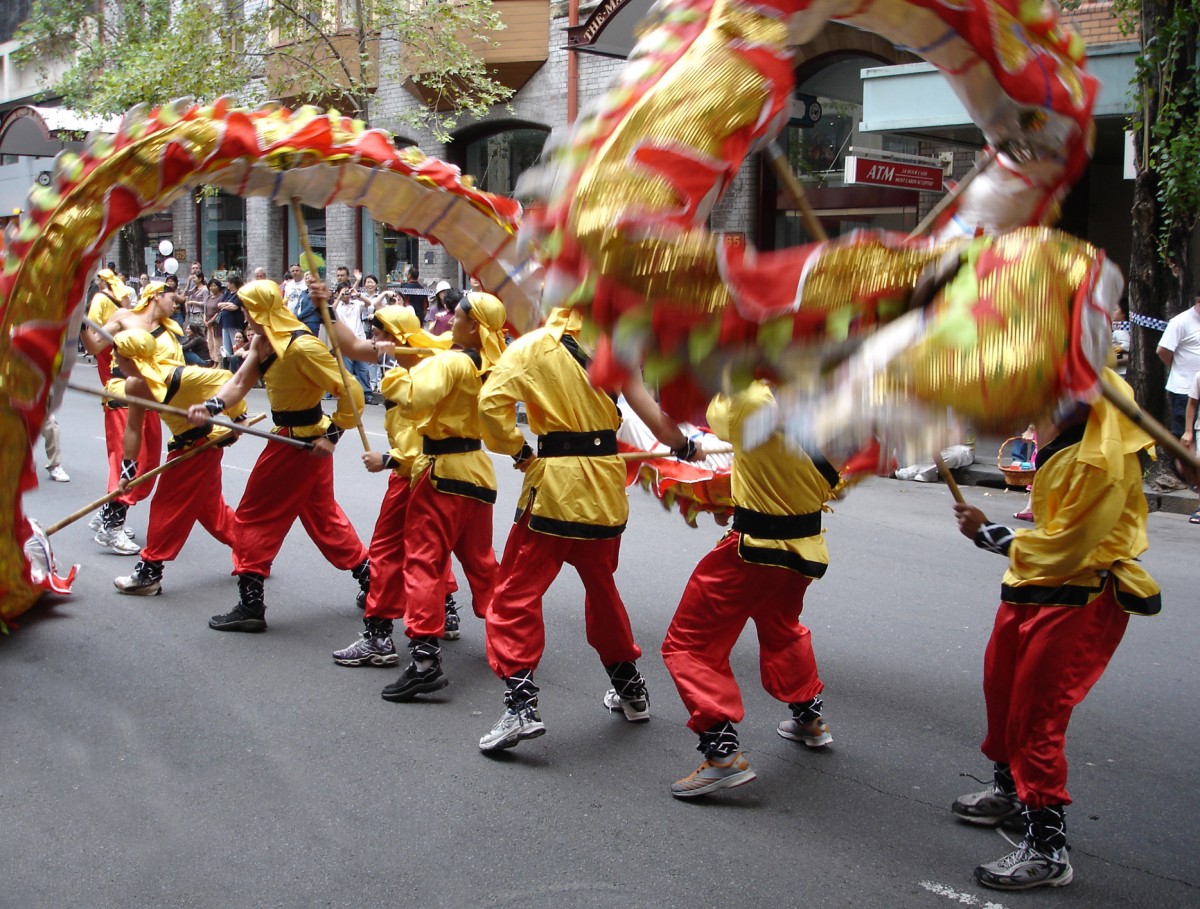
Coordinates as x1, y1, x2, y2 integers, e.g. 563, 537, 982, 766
537, 430, 617, 458
732, 506, 821, 540
272, 404, 324, 427
168, 425, 211, 451
423, 436, 482, 455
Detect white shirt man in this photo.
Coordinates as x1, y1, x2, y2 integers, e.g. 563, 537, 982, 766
1157, 298, 1200, 436
281, 265, 307, 316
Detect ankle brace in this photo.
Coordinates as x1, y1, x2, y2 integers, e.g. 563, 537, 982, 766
408, 635, 440, 665
134, 559, 164, 583
604, 661, 646, 700
994, 761, 1016, 796
505, 669, 539, 708
351, 558, 371, 592
365, 617, 393, 638
237, 573, 266, 613
698, 720, 739, 759
788, 696, 824, 724
1024, 804, 1067, 852
99, 501, 129, 532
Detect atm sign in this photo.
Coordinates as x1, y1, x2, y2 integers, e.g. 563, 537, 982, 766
844, 156, 944, 192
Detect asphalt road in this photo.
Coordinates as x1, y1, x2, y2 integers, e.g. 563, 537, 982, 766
3, 376, 1198, 908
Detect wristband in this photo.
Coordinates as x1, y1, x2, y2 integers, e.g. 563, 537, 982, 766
324, 424, 345, 444
120, 458, 138, 482
512, 442, 534, 465
381, 453, 399, 471
671, 437, 697, 461
203, 397, 225, 417
974, 522, 1015, 556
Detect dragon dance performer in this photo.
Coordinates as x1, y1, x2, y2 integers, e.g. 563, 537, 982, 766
105, 328, 247, 596
476, 306, 703, 753
82, 279, 183, 554
185, 279, 369, 634
329, 305, 459, 669
374, 292, 507, 703
950, 371, 1161, 891
663, 380, 839, 797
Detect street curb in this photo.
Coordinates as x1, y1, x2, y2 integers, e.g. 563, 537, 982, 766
941, 463, 1198, 517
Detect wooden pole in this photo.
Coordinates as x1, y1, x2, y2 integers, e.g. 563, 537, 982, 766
765, 141, 828, 243
45, 413, 266, 535
619, 445, 733, 463
68, 382, 312, 450
933, 451, 966, 504
289, 198, 372, 452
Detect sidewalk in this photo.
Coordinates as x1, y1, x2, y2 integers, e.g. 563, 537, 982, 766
939, 435, 1198, 518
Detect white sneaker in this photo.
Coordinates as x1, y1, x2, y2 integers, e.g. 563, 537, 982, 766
94, 527, 140, 556
88, 513, 102, 531
479, 703, 545, 752
603, 687, 650, 722
47, 466, 70, 482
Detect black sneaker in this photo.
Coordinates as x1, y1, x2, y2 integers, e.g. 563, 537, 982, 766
209, 603, 267, 633
380, 661, 448, 701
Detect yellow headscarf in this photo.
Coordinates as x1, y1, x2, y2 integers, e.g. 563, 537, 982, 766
372, 305, 453, 350
236, 280, 309, 359
132, 280, 167, 313
462, 291, 507, 374
112, 329, 175, 401
1078, 369, 1156, 480
96, 268, 134, 303
543, 306, 584, 345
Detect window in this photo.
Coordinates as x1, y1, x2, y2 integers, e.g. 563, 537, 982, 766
461, 127, 549, 196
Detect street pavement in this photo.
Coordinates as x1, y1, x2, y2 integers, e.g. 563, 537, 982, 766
3, 375, 1198, 908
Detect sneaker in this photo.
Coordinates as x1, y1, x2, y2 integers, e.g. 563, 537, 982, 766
443, 602, 461, 641
209, 603, 267, 633
952, 784, 1022, 827
479, 702, 546, 752
603, 687, 650, 722
47, 466, 70, 482
94, 527, 140, 556
974, 839, 1073, 891
333, 632, 400, 667
380, 661, 447, 701
777, 715, 832, 747
88, 513, 102, 531
670, 751, 757, 798
114, 573, 162, 596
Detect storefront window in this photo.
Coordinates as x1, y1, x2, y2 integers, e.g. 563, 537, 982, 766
462, 127, 549, 195
203, 191, 247, 280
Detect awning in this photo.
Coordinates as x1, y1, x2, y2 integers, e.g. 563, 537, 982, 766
566, 0, 655, 58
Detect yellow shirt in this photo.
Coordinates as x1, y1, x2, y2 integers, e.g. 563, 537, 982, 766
160, 366, 248, 446
1002, 392, 1161, 615
479, 326, 627, 538
708, 382, 835, 577
381, 350, 496, 502
261, 333, 363, 439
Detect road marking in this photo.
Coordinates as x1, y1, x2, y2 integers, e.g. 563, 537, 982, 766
918, 881, 1011, 909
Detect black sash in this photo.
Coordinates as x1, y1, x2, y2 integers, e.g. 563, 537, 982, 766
423, 436, 482, 455
537, 430, 618, 458
272, 404, 324, 427
732, 506, 821, 540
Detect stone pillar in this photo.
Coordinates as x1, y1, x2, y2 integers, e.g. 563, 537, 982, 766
170, 197, 199, 270
245, 196, 284, 281
324, 204, 358, 277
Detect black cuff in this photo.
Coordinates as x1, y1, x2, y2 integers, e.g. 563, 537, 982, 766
120, 458, 138, 482
324, 424, 345, 444
513, 442, 534, 465
381, 453, 399, 470
974, 522, 1015, 557
671, 437, 697, 461
203, 397, 225, 417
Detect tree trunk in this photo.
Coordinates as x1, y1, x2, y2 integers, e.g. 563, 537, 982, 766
119, 218, 150, 279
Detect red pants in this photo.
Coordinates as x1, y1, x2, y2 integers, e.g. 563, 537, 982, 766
364, 472, 456, 622
400, 473, 496, 639
104, 407, 162, 506
486, 508, 640, 680
232, 439, 366, 578
662, 532, 822, 733
141, 446, 236, 562
981, 585, 1130, 808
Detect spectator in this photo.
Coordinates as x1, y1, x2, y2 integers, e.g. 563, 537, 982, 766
217, 272, 246, 370
399, 266, 427, 322
253, 266, 268, 281
185, 266, 209, 327
181, 322, 213, 367
40, 414, 70, 483
1184, 371, 1200, 525
1112, 305, 1130, 376
203, 277, 223, 364
291, 271, 324, 336
426, 282, 457, 337
281, 264, 306, 312
333, 282, 374, 401
1155, 295, 1200, 488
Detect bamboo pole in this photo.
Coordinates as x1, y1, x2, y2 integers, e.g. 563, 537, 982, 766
907, 148, 998, 239
45, 413, 266, 535
289, 198, 371, 452
765, 141, 828, 242
1100, 374, 1200, 473
68, 382, 312, 449
933, 451, 966, 504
